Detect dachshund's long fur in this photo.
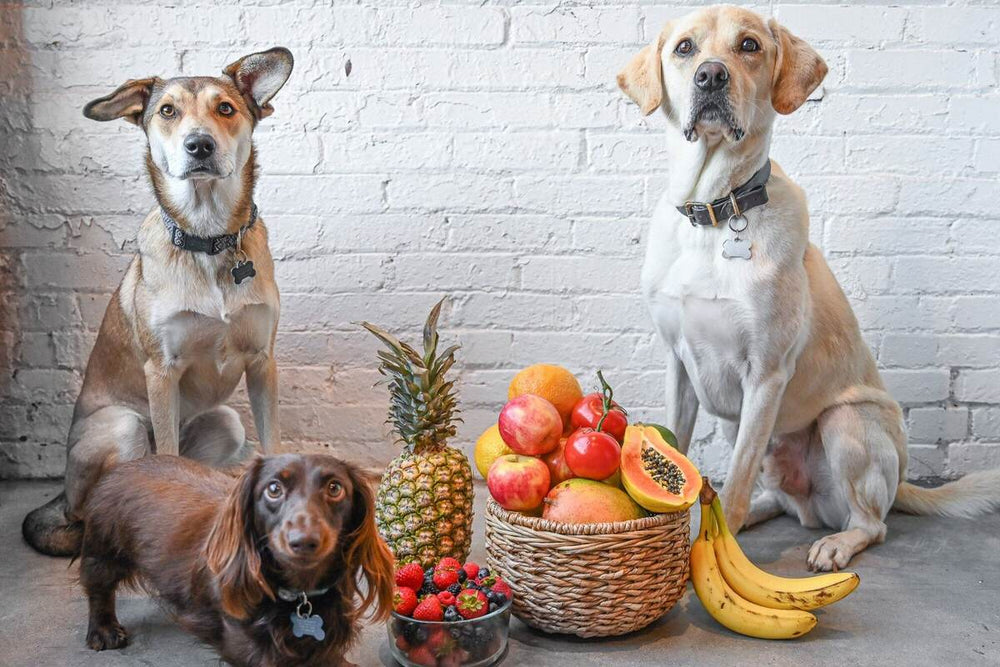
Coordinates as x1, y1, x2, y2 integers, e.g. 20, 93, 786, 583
78, 454, 394, 667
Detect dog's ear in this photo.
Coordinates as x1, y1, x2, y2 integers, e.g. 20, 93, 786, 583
618, 24, 670, 116
342, 465, 395, 622
223, 47, 294, 120
204, 457, 272, 620
83, 78, 158, 125
769, 19, 827, 115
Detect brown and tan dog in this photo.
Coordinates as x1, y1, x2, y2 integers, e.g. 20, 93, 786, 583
23, 47, 294, 556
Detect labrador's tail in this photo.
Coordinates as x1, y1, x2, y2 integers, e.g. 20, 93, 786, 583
893, 469, 1000, 518
22, 492, 82, 557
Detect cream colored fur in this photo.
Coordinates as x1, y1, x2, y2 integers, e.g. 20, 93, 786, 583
619, 6, 1000, 571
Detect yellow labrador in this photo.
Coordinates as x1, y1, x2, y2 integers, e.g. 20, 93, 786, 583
22, 48, 292, 556
619, 6, 1000, 570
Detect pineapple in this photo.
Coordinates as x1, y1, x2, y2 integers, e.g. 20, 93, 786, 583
362, 299, 474, 566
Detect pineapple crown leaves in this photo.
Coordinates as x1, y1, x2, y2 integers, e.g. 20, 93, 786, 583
360, 299, 462, 452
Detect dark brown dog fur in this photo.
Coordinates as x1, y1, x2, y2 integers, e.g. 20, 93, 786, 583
78, 454, 394, 666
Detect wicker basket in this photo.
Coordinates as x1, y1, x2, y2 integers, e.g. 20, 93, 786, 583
484, 499, 690, 638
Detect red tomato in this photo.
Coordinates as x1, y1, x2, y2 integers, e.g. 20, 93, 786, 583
563, 428, 621, 480
570, 393, 628, 443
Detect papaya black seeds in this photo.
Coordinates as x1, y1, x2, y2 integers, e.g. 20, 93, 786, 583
640, 445, 686, 495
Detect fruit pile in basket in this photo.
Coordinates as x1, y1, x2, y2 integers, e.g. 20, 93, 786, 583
390, 558, 513, 666
477, 364, 702, 522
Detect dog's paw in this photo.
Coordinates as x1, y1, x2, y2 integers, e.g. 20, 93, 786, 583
807, 534, 853, 572
86, 622, 128, 651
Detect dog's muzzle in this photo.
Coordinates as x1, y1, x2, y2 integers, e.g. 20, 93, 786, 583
180, 132, 222, 178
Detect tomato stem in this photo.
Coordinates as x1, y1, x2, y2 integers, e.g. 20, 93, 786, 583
595, 370, 616, 433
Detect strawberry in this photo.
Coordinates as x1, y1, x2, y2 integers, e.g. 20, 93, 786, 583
437, 556, 462, 571
407, 644, 436, 667
426, 627, 450, 653
433, 567, 459, 590
490, 578, 512, 599
436, 590, 456, 607
396, 562, 425, 591
456, 589, 489, 620
394, 635, 410, 651
394, 587, 419, 616
412, 595, 444, 622
462, 562, 480, 580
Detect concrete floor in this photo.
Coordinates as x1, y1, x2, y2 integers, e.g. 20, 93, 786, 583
1, 480, 998, 667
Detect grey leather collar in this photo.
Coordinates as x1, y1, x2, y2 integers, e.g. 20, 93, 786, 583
277, 586, 331, 603
677, 161, 771, 227
160, 203, 258, 255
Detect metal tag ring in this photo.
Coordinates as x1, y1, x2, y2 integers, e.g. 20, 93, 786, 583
728, 214, 749, 233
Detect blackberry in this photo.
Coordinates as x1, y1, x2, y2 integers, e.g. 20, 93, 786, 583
401, 621, 427, 645
424, 566, 434, 576
447, 583, 462, 595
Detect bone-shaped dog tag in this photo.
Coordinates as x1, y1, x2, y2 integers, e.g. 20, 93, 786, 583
231, 260, 256, 285
722, 237, 752, 260
290, 610, 325, 641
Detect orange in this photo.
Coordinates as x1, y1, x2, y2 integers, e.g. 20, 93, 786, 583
508, 364, 583, 429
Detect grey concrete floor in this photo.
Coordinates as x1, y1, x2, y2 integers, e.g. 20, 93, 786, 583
1, 479, 998, 667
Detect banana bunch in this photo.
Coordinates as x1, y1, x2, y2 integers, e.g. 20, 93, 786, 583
690, 481, 859, 640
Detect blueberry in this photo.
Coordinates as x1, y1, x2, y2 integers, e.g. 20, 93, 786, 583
457, 569, 468, 583
489, 602, 498, 613
444, 607, 460, 623
492, 592, 508, 605
478, 568, 491, 578
464, 581, 478, 590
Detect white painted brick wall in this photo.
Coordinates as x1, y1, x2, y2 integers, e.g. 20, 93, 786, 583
2, 1, 999, 483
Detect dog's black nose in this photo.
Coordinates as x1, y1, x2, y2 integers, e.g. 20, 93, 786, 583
183, 134, 216, 159
694, 61, 729, 92
287, 530, 319, 555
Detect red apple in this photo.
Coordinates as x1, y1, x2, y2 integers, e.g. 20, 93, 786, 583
498, 394, 562, 456
487, 454, 551, 511
570, 393, 628, 443
564, 428, 621, 480
542, 437, 576, 487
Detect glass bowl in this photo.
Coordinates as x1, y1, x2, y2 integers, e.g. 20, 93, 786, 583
387, 598, 512, 667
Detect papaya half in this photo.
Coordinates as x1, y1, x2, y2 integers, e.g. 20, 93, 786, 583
621, 424, 701, 513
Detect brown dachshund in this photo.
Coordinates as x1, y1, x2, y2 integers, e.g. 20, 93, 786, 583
78, 454, 394, 666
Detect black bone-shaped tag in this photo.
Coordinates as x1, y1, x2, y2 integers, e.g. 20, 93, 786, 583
232, 260, 256, 285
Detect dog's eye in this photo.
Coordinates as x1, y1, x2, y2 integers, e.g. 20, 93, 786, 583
265, 480, 283, 499
218, 102, 235, 116
327, 481, 345, 500
675, 39, 694, 56
741, 37, 760, 52
159, 105, 175, 118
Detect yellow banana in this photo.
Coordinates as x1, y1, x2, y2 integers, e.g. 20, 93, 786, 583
690, 501, 817, 640
710, 498, 860, 611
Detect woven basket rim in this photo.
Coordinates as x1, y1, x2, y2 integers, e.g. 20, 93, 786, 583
485, 498, 688, 536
